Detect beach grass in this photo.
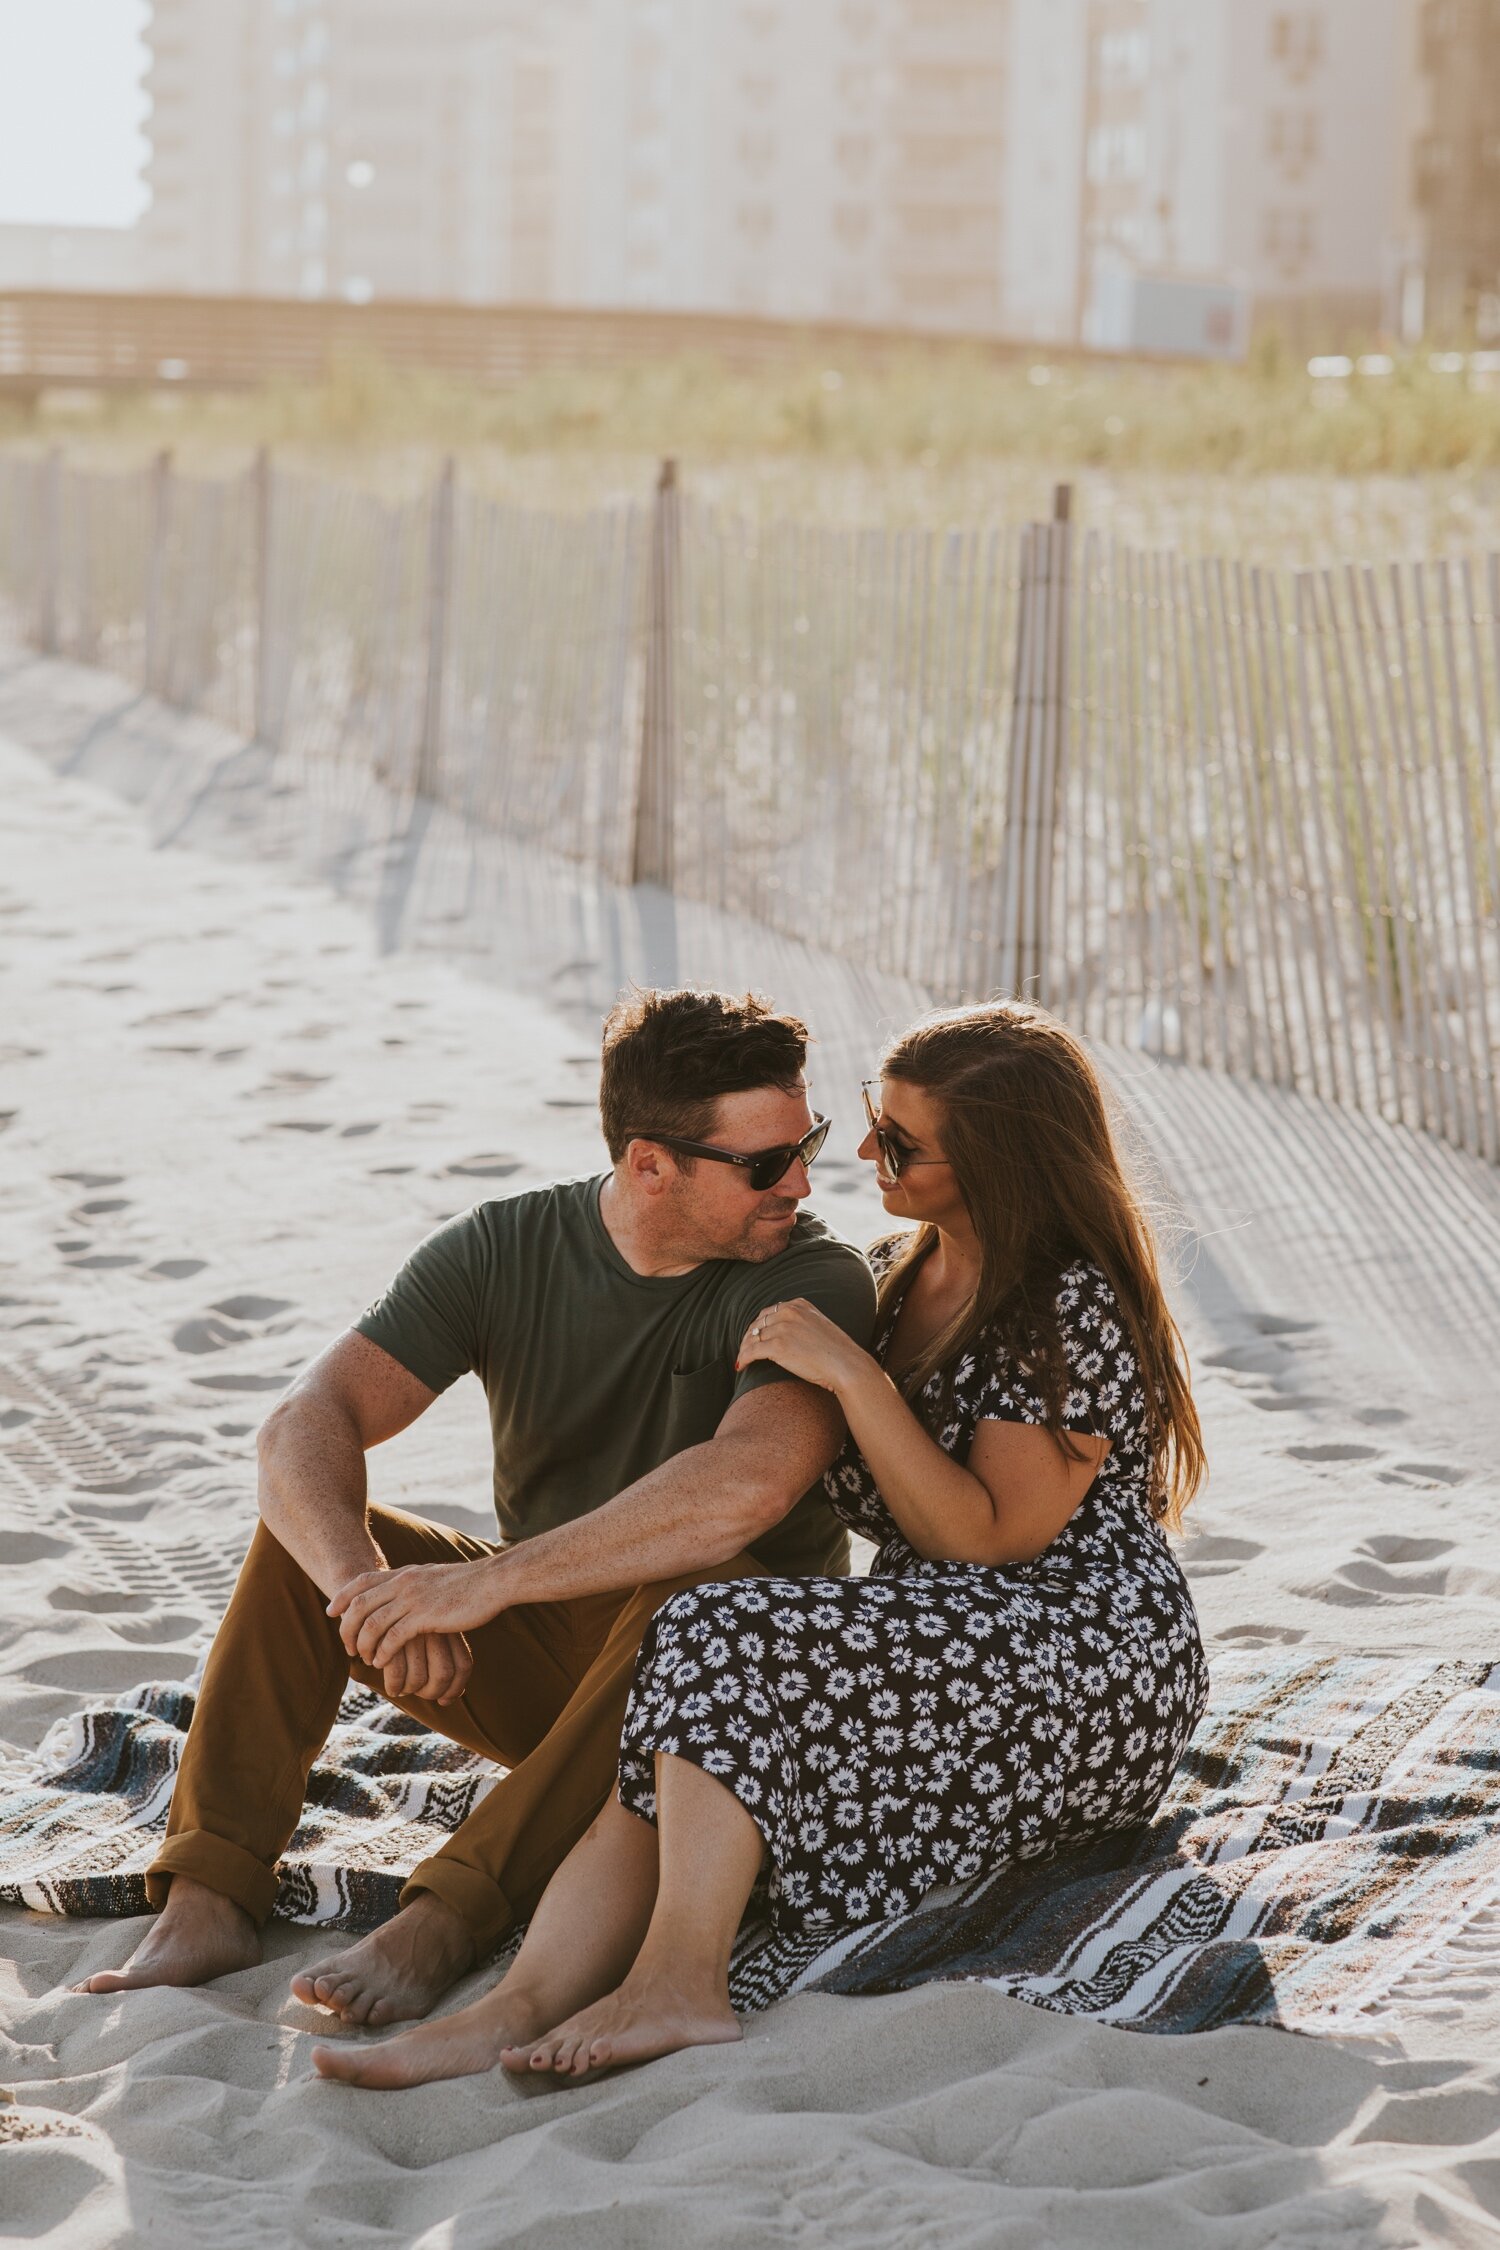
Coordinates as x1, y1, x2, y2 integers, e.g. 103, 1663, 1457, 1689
5, 337, 1500, 563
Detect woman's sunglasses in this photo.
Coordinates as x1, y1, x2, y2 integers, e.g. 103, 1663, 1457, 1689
861, 1081, 946, 1181
642, 1115, 831, 1193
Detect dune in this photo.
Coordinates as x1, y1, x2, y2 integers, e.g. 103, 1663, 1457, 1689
2, 651, 1499, 2246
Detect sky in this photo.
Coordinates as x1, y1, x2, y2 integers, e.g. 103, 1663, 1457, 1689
0, 0, 150, 229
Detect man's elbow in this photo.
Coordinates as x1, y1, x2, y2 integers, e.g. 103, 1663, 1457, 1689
255, 1396, 302, 1523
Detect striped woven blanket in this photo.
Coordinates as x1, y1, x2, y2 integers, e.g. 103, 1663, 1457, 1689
3, 1650, 1497, 2036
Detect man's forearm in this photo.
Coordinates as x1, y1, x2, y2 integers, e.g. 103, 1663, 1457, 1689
490, 1435, 776, 1609
256, 1405, 385, 1598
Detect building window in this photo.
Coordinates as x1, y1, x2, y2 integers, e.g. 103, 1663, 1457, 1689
1267, 108, 1320, 177
737, 72, 776, 109
837, 132, 874, 180
833, 203, 872, 250
735, 202, 775, 247
738, 128, 776, 176
1262, 206, 1316, 273
1413, 133, 1452, 207
839, 1, 876, 34
1087, 124, 1147, 184
1269, 10, 1324, 80
1097, 29, 1149, 87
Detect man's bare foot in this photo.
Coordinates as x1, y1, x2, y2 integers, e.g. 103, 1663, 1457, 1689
311, 1974, 555, 2088
501, 1970, 741, 2085
290, 1892, 475, 2027
74, 1876, 261, 1993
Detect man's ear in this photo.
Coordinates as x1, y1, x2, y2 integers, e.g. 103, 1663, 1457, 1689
624, 1138, 674, 1197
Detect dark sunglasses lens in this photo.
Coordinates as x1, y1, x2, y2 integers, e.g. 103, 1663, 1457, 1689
748, 1119, 829, 1193
879, 1127, 904, 1177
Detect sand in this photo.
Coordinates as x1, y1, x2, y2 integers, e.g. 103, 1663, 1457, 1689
3, 649, 1500, 2247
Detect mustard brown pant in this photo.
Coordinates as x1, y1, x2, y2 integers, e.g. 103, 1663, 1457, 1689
146, 1503, 761, 1949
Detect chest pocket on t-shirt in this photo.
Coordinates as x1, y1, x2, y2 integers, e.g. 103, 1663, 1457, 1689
663, 1360, 734, 1457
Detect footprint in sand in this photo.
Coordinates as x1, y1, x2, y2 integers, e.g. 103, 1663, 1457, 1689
1357, 1406, 1410, 1428
1361, 1535, 1455, 1565
1203, 1343, 1297, 1377
173, 1295, 300, 1396
1183, 1533, 1265, 1577
1216, 1622, 1306, 1646
1246, 1393, 1331, 1414
213, 1295, 294, 1322
0, 1529, 74, 1566
1253, 1315, 1319, 1337
54, 1171, 124, 1191
1293, 1544, 1455, 1604
445, 1155, 523, 1179
148, 1258, 207, 1280
22, 1647, 198, 1691
173, 1315, 253, 1356
48, 1585, 157, 1615
1284, 1443, 1382, 1465
1379, 1462, 1470, 1489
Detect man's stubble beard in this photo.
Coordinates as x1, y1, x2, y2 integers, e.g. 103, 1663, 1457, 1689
730, 1200, 800, 1263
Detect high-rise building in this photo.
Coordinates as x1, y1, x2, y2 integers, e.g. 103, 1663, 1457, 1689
139, 0, 589, 304
1080, 0, 1416, 347
1411, 0, 1500, 338
131, 0, 1423, 347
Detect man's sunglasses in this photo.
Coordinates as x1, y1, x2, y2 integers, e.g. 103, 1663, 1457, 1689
861, 1080, 946, 1181
641, 1115, 831, 1194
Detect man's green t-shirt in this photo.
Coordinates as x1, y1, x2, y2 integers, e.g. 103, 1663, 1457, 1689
354, 1176, 877, 1577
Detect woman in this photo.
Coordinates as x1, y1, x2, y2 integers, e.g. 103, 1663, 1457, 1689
313, 1001, 1207, 2091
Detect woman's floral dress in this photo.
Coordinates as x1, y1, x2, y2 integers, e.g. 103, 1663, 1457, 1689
617, 1239, 1209, 1936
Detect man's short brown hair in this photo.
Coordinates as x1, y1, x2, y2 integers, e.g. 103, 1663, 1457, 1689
599, 988, 809, 1163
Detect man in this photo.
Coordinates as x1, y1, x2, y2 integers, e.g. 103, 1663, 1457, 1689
80, 988, 875, 2027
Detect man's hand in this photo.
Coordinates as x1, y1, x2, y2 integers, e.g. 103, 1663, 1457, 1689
379, 1628, 474, 1708
328, 1556, 505, 1675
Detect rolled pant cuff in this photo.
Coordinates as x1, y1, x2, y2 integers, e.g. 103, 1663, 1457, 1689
401, 1857, 514, 1951
146, 1831, 282, 1924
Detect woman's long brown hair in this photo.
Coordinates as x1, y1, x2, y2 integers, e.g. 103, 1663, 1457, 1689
876, 1001, 1205, 1529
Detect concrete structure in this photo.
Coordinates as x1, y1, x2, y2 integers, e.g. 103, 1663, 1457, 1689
133, 0, 1421, 346
139, 0, 588, 304
1079, 0, 1419, 348
0, 225, 142, 292
1410, 0, 1500, 339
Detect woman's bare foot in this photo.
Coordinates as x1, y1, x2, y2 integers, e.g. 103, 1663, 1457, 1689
502, 1969, 741, 2085
74, 1876, 261, 1993
290, 1892, 475, 2027
311, 1974, 555, 2088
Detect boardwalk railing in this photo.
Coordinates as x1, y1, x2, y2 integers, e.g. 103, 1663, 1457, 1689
2, 448, 1497, 1161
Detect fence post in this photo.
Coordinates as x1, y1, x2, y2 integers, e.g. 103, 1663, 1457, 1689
143, 447, 174, 698
631, 456, 679, 889
35, 446, 63, 656
416, 454, 456, 800
998, 482, 1073, 998
251, 444, 276, 745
